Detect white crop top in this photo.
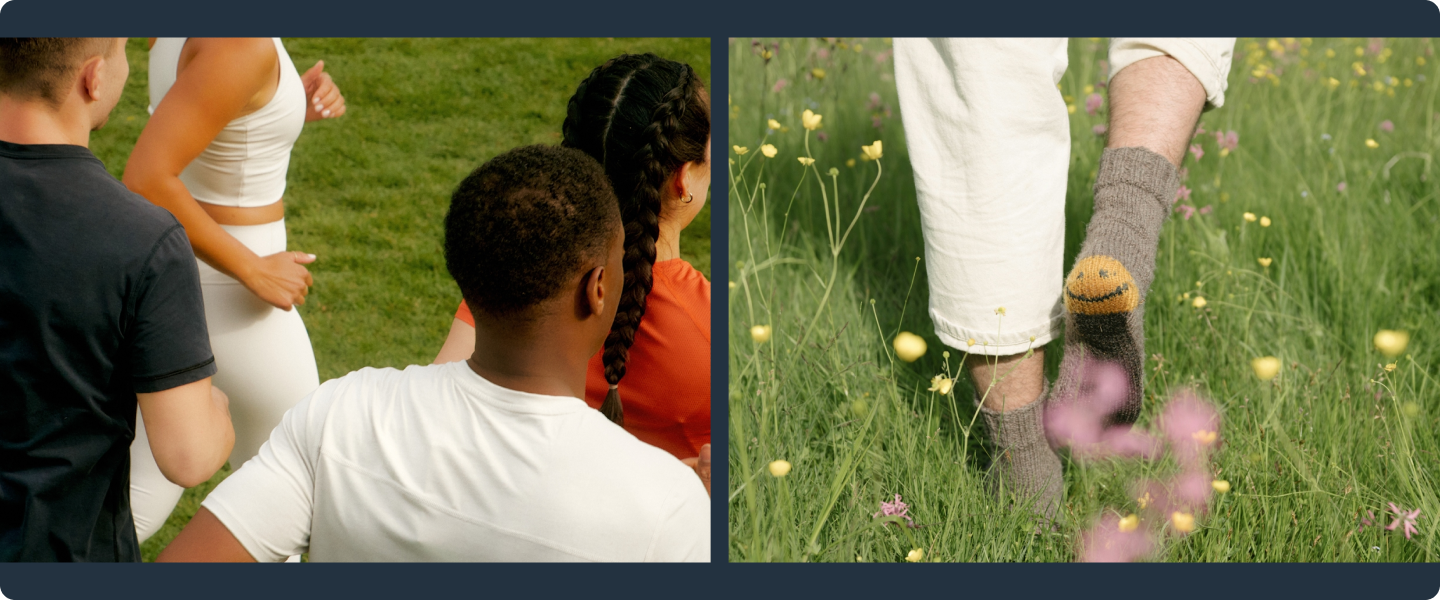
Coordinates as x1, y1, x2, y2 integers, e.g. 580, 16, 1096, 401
148, 38, 306, 208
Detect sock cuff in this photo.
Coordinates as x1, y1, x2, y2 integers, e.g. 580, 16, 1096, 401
977, 378, 1051, 448
1094, 146, 1181, 214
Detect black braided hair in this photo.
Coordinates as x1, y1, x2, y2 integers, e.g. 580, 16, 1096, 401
560, 53, 709, 426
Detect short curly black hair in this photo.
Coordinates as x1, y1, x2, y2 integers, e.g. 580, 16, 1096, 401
444, 145, 621, 320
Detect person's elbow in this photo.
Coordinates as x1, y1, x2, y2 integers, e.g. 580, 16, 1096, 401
140, 382, 235, 488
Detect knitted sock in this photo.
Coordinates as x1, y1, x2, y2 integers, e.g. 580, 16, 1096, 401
979, 379, 1063, 524
1053, 147, 1178, 426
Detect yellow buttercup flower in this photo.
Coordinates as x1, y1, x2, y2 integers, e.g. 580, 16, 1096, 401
1212, 480, 1231, 494
728, 281, 736, 289
1243, 212, 1257, 222
768, 460, 791, 477
1067, 104, 1077, 114
1419, 56, 1428, 66
802, 109, 823, 131
1366, 139, 1379, 149
1251, 356, 1281, 381
760, 144, 777, 158
733, 145, 749, 155
812, 68, 826, 80
1171, 511, 1196, 533
1118, 514, 1140, 532
750, 325, 772, 343
1137, 492, 1152, 509
1192, 296, 1208, 309
1219, 148, 1230, 158
798, 157, 815, 166
1325, 77, 1340, 90
893, 331, 927, 362
862, 140, 884, 161
1191, 430, 1218, 445
768, 119, 782, 130
846, 159, 856, 168
1083, 84, 1095, 94
966, 338, 976, 347
1257, 257, 1273, 267
1384, 363, 1397, 372
928, 375, 954, 395
1373, 330, 1410, 357
1259, 216, 1271, 227
906, 548, 924, 562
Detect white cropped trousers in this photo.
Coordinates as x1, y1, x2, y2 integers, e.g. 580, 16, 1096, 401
892, 38, 1233, 355
130, 219, 321, 542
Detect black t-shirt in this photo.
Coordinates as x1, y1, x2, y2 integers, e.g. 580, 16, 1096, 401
0, 140, 216, 562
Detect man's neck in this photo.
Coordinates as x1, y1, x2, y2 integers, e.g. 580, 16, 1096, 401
465, 315, 592, 400
0, 96, 91, 147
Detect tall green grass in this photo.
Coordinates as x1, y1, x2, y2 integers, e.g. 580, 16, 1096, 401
728, 38, 1438, 562
88, 37, 710, 561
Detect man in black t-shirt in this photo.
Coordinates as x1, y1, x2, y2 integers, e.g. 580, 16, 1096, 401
1, 38, 236, 561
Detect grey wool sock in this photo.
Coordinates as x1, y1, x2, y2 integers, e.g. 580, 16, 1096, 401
979, 379, 1063, 524
1053, 147, 1179, 426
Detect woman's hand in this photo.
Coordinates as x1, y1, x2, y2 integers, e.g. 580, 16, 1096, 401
301, 60, 346, 122
680, 444, 711, 496
241, 251, 316, 311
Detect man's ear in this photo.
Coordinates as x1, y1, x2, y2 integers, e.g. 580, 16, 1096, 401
78, 54, 106, 103
582, 264, 606, 318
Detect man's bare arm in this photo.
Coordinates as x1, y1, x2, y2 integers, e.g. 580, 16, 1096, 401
136, 378, 234, 488
156, 507, 257, 562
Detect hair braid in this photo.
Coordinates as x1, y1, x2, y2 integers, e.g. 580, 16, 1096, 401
597, 65, 698, 426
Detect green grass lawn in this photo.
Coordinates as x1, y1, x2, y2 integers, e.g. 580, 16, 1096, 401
89, 37, 710, 561
728, 38, 1439, 562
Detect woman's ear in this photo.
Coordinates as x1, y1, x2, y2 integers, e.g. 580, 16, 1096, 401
582, 265, 606, 318
667, 165, 691, 203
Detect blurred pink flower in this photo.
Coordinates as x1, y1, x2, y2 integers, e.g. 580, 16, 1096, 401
1194, 124, 1206, 137
1173, 470, 1214, 512
1386, 503, 1421, 539
1092, 124, 1108, 136
1359, 510, 1378, 532
1379, 120, 1394, 132
1216, 130, 1239, 151
1175, 204, 1196, 220
1079, 514, 1154, 563
873, 493, 915, 527
1337, 181, 1348, 192
868, 92, 883, 110
1189, 144, 1204, 161
872, 115, 884, 129
772, 78, 789, 93
1085, 93, 1104, 115
874, 49, 893, 64
1099, 425, 1161, 459
1368, 38, 1385, 56
1198, 205, 1213, 215
1045, 359, 1131, 457
817, 48, 829, 60
816, 131, 829, 142
1159, 391, 1222, 466
1175, 185, 1192, 202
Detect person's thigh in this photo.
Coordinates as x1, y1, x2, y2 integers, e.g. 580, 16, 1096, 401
894, 38, 1071, 356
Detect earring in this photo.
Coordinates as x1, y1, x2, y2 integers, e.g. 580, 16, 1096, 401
683, 193, 694, 204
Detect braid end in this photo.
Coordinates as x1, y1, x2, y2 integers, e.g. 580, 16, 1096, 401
600, 386, 625, 427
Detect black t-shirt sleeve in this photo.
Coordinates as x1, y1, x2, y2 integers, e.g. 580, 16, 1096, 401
128, 224, 216, 393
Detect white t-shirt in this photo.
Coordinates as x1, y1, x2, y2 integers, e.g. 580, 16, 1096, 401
202, 361, 710, 562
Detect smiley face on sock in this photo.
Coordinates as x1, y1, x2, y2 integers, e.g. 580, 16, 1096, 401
1064, 255, 1140, 315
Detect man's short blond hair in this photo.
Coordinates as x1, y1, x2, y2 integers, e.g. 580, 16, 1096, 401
0, 38, 116, 107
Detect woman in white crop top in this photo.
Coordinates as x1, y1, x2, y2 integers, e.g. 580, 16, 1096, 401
121, 38, 346, 544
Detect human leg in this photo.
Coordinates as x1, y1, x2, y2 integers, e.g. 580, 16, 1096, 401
1053, 39, 1233, 425
894, 38, 1071, 521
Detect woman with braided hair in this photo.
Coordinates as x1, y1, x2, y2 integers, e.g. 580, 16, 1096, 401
434, 53, 711, 492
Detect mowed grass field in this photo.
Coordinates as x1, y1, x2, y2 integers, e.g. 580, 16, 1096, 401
89, 37, 711, 561
728, 38, 1439, 562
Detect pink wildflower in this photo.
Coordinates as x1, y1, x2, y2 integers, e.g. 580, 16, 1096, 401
1099, 425, 1161, 459
1359, 510, 1378, 532
1215, 130, 1239, 151
1175, 185, 1192, 203
772, 78, 789, 93
1386, 503, 1422, 539
1193, 124, 1206, 137
1198, 205, 1213, 215
1337, 182, 1348, 192
1189, 144, 1204, 161
1175, 204, 1196, 220
1173, 470, 1214, 512
1078, 514, 1154, 563
1368, 38, 1385, 56
1379, 120, 1394, 132
817, 48, 829, 60
868, 92, 882, 110
1085, 93, 1104, 115
1092, 124, 1108, 136
1045, 359, 1132, 457
873, 493, 915, 527
1159, 390, 1221, 467
874, 49, 893, 64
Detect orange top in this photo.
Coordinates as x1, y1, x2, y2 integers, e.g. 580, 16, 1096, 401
455, 258, 711, 459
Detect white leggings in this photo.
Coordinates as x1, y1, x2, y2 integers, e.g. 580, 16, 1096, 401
892, 38, 1234, 355
130, 219, 320, 542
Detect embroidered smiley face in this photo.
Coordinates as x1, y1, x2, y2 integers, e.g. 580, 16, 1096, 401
1064, 255, 1139, 315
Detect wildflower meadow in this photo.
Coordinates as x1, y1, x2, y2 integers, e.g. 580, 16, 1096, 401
728, 38, 1439, 562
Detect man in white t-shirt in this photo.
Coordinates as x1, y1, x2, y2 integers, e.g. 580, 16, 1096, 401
157, 145, 710, 562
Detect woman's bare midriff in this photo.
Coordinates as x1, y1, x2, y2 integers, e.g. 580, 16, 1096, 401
200, 199, 285, 226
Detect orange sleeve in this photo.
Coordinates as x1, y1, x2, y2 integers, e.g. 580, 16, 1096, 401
455, 299, 474, 327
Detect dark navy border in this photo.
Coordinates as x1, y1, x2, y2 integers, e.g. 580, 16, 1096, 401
3, 0, 1440, 598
